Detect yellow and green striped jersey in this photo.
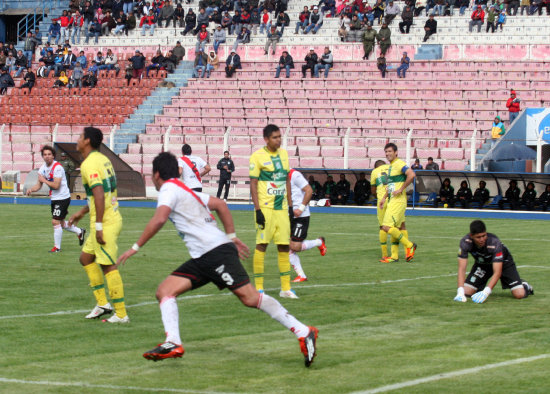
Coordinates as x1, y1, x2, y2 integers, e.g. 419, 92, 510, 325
387, 158, 409, 204
81, 151, 121, 224
370, 164, 390, 201
249, 147, 289, 210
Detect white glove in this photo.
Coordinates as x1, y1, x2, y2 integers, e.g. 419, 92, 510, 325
453, 287, 467, 303
472, 286, 492, 304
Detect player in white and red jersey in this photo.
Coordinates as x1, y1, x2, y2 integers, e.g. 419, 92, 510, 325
177, 143, 211, 192
117, 152, 318, 367
288, 169, 327, 282
26, 145, 85, 252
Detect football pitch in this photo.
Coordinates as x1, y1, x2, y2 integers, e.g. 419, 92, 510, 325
1, 204, 549, 394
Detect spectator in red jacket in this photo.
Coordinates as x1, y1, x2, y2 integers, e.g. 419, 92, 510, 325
140, 9, 157, 36
55, 10, 71, 43
506, 90, 521, 124
468, 5, 484, 33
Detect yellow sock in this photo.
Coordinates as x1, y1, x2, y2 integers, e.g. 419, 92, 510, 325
388, 227, 413, 248
278, 251, 291, 292
379, 229, 388, 258
390, 236, 400, 260
105, 270, 127, 318
253, 250, 265, 291
83, 263, 108, 306
401, 230, 409, 253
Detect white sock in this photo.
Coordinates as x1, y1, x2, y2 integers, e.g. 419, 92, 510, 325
53, 224, 63, 249
159, 296, 182, 345
257, 293, 309, 338
302, 239, 322, 251
62, 220, 82, 235
289, 251, 306, 278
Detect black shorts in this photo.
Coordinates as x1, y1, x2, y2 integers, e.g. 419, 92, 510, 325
465, 260, 523, 291
291, 216, 310, 242
171, 243, 250, 291
51, 198, 71, 220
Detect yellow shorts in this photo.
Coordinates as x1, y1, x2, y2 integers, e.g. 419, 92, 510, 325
377, 202, 387, 227
255, 208, 290, 245
82, 218, 122, 265
382, 201, 406, 228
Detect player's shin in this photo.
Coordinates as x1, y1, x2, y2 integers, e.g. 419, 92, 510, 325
301, 239, 322, 250
83, 263, 108, 306
62, 220, 82, 235
105, 270, 127, 318
53, 224, 63, 249
257, 293, 309, 338
159, 296, 182, 345
388, 227, 413, 248
278, 251, 292, 291
379, 229, 388, 257
289, 251, 306, 278
390, 236, 399, 260
253, 250, 265, 291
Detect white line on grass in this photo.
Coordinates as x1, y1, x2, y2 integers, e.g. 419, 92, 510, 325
0, 377, 236, 394
352, 353, 550, 394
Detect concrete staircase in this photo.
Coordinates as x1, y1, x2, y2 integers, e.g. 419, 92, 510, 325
113, 60, 194, 154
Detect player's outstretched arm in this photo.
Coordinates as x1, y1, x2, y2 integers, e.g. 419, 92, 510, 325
117, 205, 172, 267
454, 258, 468, 302
208, 196, 250, 260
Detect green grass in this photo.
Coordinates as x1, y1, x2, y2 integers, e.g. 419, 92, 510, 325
1, 204, 549, 393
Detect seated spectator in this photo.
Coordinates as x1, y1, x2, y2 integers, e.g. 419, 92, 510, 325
314, 47, 333, 78
411, 158, 423, 170
82, 69, 97, 87
376, 21, 391, 55
147, 49, 165, 77
68, 62, 84, 88
304, 7, 323, 34
423, 13, 437, 42
173, 41, 185, 62
396, 51, 410, 78
38, 53, 54, 77
399, 4, 414, 33
48, 20, 61, 45
425, 156, 439, 170
103, 49, 120, 74
309, 175, 323, 200
127, 12, 137, 33
347, 15, 363, 42
275, 10, 290, 35
538, 184, 550, 211
162, 50, 178, 74
229, 10, 241, 35
85, 18, 102, 44
469, 5, 484, 33
13, 50, 28, 78
490, 116, 505, 147
372, 0, 385, 23
322, 0, 336, 15
239, 10, 250, 30
495, 10, 506, 31
112, 14, 128, 35
88, 60, 99, 76
456, 180, 472, 209
275, 50, 293, 78
182, 9, 197, 35
521, 182, 537, 211
435, 178, 454, 208
195, 8, 210, 34
332, 174, 351, 205
40, 42, 54, 58
101, 11, 116, 36
195, 24, 210, 52
434, 0, 446, 16
158, 0, 175, 27
338, 14, 351, 42
0, 67, 15, 95
53, 70, 69, 88
323, 175, 336, 200
221, 11, 232, 31
354, 172, 371, 205
173, 4, 185, 27
458, 0, 469, 15
301, 48, 318, 78
295, 6, 311, 34
264, 25, 281, 55
472, 180, 490, 207
140, 9, 157, 36
225, 50, 241, 77
206, 50, 218, 78
213, 25, 226, 54
259, 9, 272, 34
385, 0, 401, 24
232, 26, 251, 52
193, 48, 208, 78
376, 52, 386, 78
499, 180, 521, 210
20, 69, 35, 92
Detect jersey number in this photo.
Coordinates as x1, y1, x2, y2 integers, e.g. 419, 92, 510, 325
215, 265, 234, 286
474, 267, 486, 278
53, 208, 61, 217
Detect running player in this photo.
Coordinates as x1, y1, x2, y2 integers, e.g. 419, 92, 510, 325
454, 220, 534, 303
26, 145, 85, 252
116, 152, 318, 366
378, 143, 417, 262
249, 124, 296, 298
288, 168, 327, 282
68, 127, 128, 323
177, 143, 211, 192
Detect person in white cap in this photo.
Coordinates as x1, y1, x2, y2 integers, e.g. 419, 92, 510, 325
304, 7, 323, 34
302, 48, 318, 78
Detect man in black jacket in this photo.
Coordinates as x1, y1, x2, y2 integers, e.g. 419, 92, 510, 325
225, 50, 241, 77
216, 150, 235, 200
301, 48, 318, 78
146, 49, 165, 77
354, 172, 371, 205
472, 180, 490, 208
499, 180, 521, 210
332, 173, 350, 205
275, 51, 293, 78
0, 67, 15, 95
20, 69, 36, 92
423, 14, 437, 42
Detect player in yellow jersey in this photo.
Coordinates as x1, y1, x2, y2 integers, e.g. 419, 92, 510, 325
370, 159, 390, 261
249, 124, 296, 299
378, 143, 417, 262
69, 127, 128, 323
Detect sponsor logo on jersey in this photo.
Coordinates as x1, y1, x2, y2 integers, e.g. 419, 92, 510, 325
249, 163, 255, 170
267, 181, 286, 196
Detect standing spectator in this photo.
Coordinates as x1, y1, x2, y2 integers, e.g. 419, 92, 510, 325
376, 21, 391, 55
507, 0, 520, 15
434, 0, 446, 16
70, 11, 84, 44
425, 156, 439, 170
213, 24, 226, 54
250, 9, 261, 34
195, 24, 210, 52
225, 50, 241, 77
13, 51, 28, 78
0, 68, 15, 95
321, 0, 337, 15
538, 184, 550, 211
314, 47, 333, 78
399, 4, 414, 33
301, 48, 318, 78
56, 12, 71, 42
275, 50, 294, 78
173, 4, 185, 27
354, 172, 371, 206
499, 180, 521, 210
295, 6, 310, 34
216, 150, 235, 200
173, 41, 185, 61
68, 62, 84, 89
232, 26, 251, 52
128, 50, 146, 80
372, 0, 385, 24
123, 0, 134, 14
260, 9, 272, 34
158, 0, 175, 27
147, 49, 165, 77
377, 52, 386, 78
264, 25, 281, 55
275, 10, 290, 35
193, 48, 208, 78
520, 0, 530, 15
486, 5, 497, 33
490, 115, 506, 147
423, 13, 437, 42
472, 180, 490, 207
323, 175, 335, 200
411, 158, 423, 170
521, 182, 537, 211
20, 68, 35, 92
506, 90, 521, 123
469, 5, 485, 33
304, 7, 323, 34
384, 0, 401, 24
495, 10, 506, 31
21, 32, 39, 68
436, 178, 454, 208
58, 152, 76, 187
182, 9, 196, 35
362, 23, 377, 60
308, 175, 323, 200
396, 52, 410, 78
456, 180, 472, 209
332, 174, 350, 205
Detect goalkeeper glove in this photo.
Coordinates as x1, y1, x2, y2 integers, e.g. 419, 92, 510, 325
472, 286, 492, 304
453, 287, 467, 303
255, 209, 265, 230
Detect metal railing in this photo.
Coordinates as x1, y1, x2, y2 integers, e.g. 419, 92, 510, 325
15, 0, 60, 43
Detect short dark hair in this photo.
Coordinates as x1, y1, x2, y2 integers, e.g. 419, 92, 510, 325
384, 142, 397, 152
83, 127, 103, 149
181, 144, 192, 155
470, 220, 486, 235
41, 145, 55, 156
153, 152, 179, 180
479, 180, 486, 187
224, 150, 229, 154
428, 156, 434, 161
263, 124, 280, 138
374, 159, 386, 168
